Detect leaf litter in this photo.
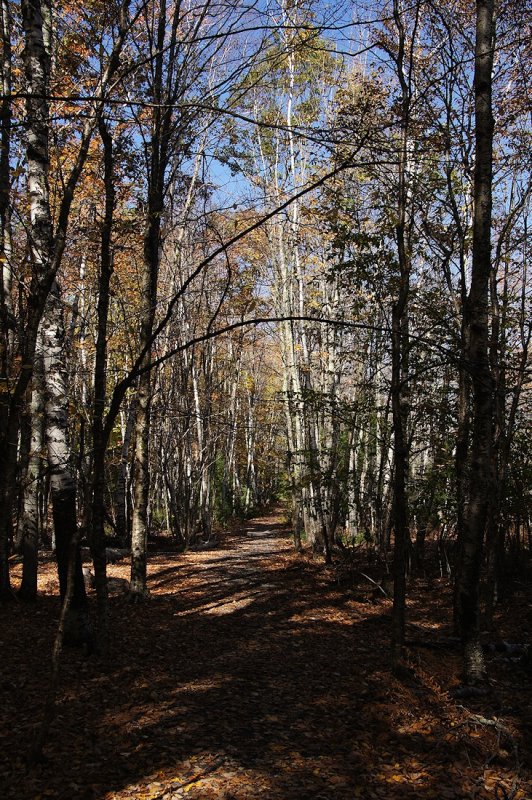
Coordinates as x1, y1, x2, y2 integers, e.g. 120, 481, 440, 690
1, 510, 531, 800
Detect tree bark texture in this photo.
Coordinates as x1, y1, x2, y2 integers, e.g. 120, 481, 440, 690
42, 282, 89, 644
0, 0, 52, 599
17, 348, 45, 600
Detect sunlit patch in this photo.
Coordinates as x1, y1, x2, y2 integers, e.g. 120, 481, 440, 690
99, 675, 232, 732
287, 610, 353, 626
171, 586, 270, 616
203, 593, 256, 615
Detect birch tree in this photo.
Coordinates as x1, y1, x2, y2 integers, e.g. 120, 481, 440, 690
0, 0, 132, 599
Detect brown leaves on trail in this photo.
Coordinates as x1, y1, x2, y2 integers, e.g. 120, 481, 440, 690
1, 511, 531, 800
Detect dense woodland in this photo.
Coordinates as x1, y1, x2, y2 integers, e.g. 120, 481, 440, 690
0, 0, 531, 790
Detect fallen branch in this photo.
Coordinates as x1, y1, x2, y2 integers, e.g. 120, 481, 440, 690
358, 571, 391, 598
457, 709, 521, 776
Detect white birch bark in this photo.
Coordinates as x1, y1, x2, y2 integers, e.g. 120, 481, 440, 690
42, 281, 89, 642
17, 346, 44, 600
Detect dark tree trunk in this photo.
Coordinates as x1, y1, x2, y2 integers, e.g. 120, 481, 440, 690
130, 372, 152, 595
390, 0, 414, 673
116, 398, 136, 545
130, 0, 178, 597
453, 347, 470, 629
455, 0, 495, 685
0, 0, 12, 390
391, 297, 409, 670
88, 116, 115, 651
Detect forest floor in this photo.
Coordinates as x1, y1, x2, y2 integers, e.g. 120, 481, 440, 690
1, 509, 531, 800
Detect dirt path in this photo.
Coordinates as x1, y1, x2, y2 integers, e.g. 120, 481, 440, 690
165, 512, 294, 616
1, 510, 530, 799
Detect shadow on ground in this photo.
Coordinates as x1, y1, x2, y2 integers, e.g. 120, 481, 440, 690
1, 514, 530, 799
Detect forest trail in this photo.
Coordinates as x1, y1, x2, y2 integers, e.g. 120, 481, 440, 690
1, 509, 531, 800
173, 510, 294, 617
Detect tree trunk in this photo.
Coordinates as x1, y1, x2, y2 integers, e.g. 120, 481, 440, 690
42, 282, 90, 645
455, 0, 495, 685
130, 0, 177, 596
116, 399, 136, 545
130, 365, 152, 596
130, 170, 162, 598
88, 116, 114, 650
391, 301, 409, 670
0, 0, 128, 599
17, 349, 45, 601
0, 0, 53, 601
390, 0, 414, 672
0, 0, 12, 392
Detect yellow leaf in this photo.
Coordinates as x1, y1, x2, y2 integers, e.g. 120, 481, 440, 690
184, 781, 202, 793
